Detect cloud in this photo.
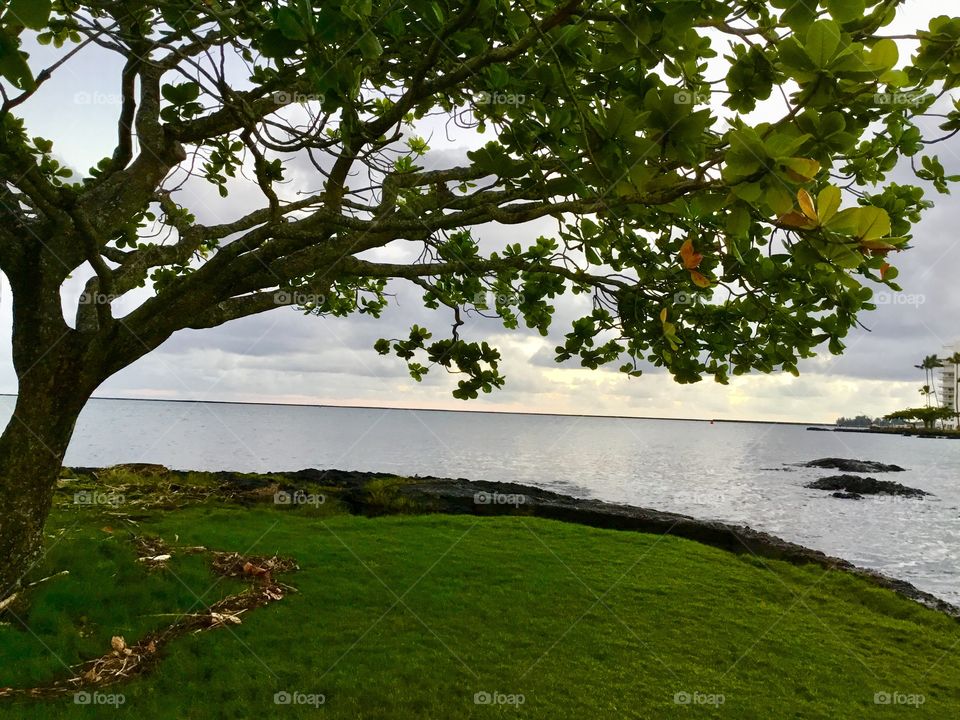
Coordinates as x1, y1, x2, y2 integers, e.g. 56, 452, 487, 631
0, 9, 956, 424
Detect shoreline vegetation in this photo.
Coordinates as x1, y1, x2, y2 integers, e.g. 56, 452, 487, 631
810, 425, 960, 439
2, 465, 958, 716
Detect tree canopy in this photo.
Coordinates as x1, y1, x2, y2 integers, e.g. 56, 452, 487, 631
1, 0, 959, 402
885, 406, 954, 429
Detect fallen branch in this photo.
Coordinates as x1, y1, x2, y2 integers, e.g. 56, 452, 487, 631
27, 570, 70, 588
0, 544, 298, 700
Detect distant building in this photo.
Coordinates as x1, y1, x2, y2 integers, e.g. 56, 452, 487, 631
939, 342, 960, 426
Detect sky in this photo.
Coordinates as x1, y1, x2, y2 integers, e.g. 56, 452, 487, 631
1, 2, 958, 424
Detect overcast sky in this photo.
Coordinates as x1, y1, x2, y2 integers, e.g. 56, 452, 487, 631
1, 2, 957, 423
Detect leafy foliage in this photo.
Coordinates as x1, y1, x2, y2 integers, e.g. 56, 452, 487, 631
0, 1, 959, 398
885, 406, 954, 429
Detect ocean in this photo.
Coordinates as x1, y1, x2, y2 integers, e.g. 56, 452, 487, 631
1, 396, 956, 605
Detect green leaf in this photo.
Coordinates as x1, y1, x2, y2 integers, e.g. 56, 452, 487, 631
824, 207, 861, 233
868, 38, 899, 71
0, 27, 33, 90
357, 32, 383, 59
275, 7, 308, 41
776, 0, 817, 30
727, 205, 752, 237
817, 186, 842, 224
812, 237, 863, 268
765, 184, 794, 216
805, 20, 842, 68
853, 206, 891, 241
7, 0, 52, 30
825, 0, 865, 24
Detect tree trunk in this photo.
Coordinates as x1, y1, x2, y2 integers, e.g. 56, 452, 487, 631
0, 354, 93, 600
0, 265, 98, 601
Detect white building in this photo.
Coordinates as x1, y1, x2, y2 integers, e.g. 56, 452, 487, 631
939, 342, 960, 426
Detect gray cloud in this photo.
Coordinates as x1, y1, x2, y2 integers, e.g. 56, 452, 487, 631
0, 11, 956, 422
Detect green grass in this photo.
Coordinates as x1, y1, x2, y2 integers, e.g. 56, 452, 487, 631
1, 488, 958, 718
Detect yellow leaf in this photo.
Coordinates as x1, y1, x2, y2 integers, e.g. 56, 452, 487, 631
797, 189, 817, 221
659, 308, 668, 323
780, 157, 821, 183
860, 240, 896, 251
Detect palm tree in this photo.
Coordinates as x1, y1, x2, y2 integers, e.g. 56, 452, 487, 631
920, 384, 933, 408
916, 358, 930, 406
919, 355, 943, 407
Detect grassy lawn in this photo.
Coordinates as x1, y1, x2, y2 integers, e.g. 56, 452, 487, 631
0, 472, 958, 718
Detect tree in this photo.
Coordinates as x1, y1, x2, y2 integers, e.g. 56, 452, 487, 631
1, 1, 959, 597
885, 407, 954, 430
917, 354, 943, 406
835, 414, 894, 428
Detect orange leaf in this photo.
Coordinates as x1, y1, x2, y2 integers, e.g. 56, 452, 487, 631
779, 212, 817, 229
679, 238, 703, 270
880, 262, 891, 279
797, 189, 817, 221
689, 270, 711, 288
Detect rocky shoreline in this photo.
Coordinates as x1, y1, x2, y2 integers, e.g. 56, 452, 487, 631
73, 464, 958, 621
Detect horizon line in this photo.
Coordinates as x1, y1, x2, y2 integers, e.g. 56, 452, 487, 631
0, 393, 830, 427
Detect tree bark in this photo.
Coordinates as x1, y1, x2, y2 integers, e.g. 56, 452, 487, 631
0, 386, 87, 601
0, 269, 97, 601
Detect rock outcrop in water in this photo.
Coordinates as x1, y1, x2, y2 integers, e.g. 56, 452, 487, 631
806, 474, 930, 498
802, 457, 906, 473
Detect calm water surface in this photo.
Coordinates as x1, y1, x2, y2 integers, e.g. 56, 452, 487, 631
2, 397, 956, 605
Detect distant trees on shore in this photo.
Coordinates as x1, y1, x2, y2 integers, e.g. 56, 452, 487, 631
835, 415, 898, 428
884, 407, 955, 431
